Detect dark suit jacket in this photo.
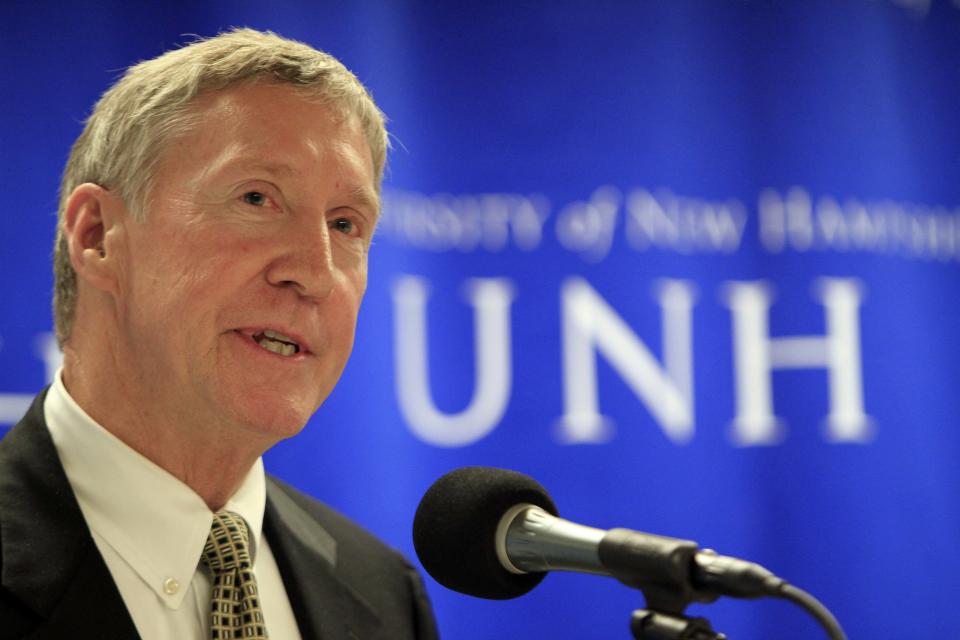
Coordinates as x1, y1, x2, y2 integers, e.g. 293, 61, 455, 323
0, 390, 439, 640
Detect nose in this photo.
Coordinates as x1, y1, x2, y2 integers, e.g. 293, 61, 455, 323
264, 220, 336, 299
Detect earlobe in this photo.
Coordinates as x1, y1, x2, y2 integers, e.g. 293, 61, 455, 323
63, 183, 126, 291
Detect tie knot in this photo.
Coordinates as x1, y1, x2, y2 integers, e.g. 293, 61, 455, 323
202, 510, 253, 573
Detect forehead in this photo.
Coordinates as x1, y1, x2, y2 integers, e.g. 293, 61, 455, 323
193, 82, 345, 131
156, 83, 376, 196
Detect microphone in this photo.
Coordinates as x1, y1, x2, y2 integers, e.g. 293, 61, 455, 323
413, 467, 847, 639
412, 466, 783, 604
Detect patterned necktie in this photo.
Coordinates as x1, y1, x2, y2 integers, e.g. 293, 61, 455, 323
202, 511, 269, 639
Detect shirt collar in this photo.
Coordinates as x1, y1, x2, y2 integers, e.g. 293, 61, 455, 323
44, 368, 267, 609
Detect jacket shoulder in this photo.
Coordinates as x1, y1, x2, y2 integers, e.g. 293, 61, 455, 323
264, 474, 440, 640
266, 475, 400, 559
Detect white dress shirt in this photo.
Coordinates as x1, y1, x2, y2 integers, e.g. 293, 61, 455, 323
44, 369, 302, 640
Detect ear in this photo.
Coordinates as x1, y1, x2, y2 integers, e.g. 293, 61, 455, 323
62, 183, 128, 292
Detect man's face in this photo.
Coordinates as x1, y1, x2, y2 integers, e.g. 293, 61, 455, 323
109, 83, 378, 443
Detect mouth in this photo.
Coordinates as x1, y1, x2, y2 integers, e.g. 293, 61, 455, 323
239, 328, 304, 357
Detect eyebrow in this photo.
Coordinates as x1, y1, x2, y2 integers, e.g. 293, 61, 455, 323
350, 185, 382, 218
239, 160, 297, 178
201, 158, 295, 186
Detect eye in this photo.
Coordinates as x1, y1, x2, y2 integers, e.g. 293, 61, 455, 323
331, 217, 356, 235
242, 191, 268, 206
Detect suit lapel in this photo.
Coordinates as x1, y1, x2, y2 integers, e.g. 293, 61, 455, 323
0, 390, 138, 638
264, 480, 381, 640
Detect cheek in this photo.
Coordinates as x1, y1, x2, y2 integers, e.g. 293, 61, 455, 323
342, 249, 369, 293
357, 255, 369, 293
124, 245, 226, 332
342, 270, 368, 323
324, 277, 365, 359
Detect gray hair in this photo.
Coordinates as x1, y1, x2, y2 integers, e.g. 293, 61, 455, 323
53, 27, 388, 346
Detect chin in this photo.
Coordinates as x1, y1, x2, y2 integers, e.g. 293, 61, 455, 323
229, 394, 318, 443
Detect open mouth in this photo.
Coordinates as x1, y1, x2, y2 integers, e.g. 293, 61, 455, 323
251, 329, 301, 357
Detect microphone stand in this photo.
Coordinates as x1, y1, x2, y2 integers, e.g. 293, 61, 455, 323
599, 530, 727, 640
630, 609, 725, 640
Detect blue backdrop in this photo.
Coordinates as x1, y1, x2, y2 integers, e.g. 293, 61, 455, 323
3, 1, 960, 638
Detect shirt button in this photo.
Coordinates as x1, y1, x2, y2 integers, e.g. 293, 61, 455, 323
163, 577, 180, 595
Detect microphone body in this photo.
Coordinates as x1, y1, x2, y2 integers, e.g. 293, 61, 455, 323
496, 502, 606, 576
413, 467, 781, 605
499, 503, 783, 608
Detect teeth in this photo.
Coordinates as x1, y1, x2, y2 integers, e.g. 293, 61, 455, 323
251, 329, 301, 356
257, 338, 297, 357
262, 329, 297, 343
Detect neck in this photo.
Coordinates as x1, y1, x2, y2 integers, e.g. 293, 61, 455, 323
61, 347, 270, 511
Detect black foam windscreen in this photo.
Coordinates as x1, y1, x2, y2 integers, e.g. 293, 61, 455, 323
412, 466, 559, 600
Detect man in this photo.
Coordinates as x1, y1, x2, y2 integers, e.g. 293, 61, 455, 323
0, 29, 438, 640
